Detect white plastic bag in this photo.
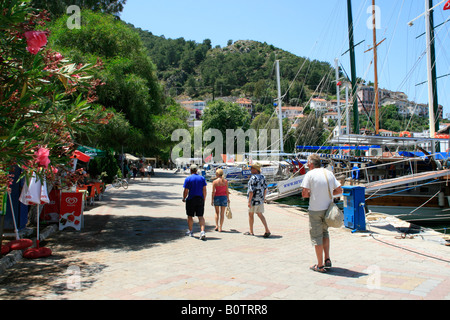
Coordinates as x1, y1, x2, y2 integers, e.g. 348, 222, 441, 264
19, 178, 30, 205
25, 173, 42, 205
40, 179, 50, 205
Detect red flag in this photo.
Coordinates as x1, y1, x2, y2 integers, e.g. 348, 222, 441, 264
444, 0, 450, 10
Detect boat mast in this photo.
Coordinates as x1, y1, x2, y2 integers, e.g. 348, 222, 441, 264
425, 0, 440, 146
335, 58, 342, 137
276, 60, 284, 153
347, 0, 359, 135
372, 0, 380, 135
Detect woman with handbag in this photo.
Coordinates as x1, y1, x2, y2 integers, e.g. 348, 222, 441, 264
301, 154, 342, 273
211, 169, 230, 232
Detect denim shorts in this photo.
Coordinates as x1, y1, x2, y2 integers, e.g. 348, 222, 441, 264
214, 196, 228, 207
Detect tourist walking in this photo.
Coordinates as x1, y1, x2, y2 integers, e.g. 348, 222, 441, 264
182, 164, 207, 240
246, 163, 271, 238
147, 163, 153, 180
139, 165, 146, 180
301, 154, 343, 273
211, 169, 229, 232
132, 165, 137, 179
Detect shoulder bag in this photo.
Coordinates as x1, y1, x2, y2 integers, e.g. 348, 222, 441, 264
323, 169, 344, 228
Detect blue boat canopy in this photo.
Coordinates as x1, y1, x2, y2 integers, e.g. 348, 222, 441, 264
296, 145, 381, 151
398, 151, 450, 160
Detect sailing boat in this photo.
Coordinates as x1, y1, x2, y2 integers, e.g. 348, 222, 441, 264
261, 60, 310, 200
331, 0, 450, 224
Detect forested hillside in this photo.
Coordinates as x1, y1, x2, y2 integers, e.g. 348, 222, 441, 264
131, 25, 337, 106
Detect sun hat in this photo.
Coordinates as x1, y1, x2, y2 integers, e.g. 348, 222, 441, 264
250, 162, 262, 172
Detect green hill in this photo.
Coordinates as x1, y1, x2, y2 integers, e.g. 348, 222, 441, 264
130, 25, 337, 106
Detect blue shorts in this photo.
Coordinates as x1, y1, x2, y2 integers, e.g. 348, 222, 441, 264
214, 196, 228, 207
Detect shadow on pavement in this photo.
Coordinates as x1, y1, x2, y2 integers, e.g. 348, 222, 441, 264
326, 267, 368, 278
0, 214, 188, 300
51, 214, 188, 252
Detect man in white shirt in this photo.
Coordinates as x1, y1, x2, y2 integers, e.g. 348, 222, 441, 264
301, 154, 342, 273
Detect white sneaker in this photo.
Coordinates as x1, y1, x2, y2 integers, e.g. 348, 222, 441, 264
200, 231, 206, 241
185, 230, 193, 237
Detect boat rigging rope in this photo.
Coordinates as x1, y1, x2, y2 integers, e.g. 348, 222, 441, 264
369, 232, 450, 263
363, 209, 450, 263
408, 190, 441, 214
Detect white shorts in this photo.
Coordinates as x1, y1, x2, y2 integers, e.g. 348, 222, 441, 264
249, 204, 264, 213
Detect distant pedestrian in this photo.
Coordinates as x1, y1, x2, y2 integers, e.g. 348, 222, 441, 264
211, 169, 229, 232
140, 165, 145, 180
124, 163, 130, 179
182, 164, 207, 240
246, 163, 271, 238
301, 154, 342, 273
147, 164, 153, 180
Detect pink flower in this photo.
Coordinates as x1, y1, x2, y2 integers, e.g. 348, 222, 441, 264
24, 31, 48, 55
35, 147, 51, 169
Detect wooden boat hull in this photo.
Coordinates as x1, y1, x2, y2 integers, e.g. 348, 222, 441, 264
366, 195, 450, 223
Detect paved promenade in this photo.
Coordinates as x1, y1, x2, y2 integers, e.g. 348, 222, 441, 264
0, 169, 449, 302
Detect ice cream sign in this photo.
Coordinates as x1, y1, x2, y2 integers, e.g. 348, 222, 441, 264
59, 193, 84, 231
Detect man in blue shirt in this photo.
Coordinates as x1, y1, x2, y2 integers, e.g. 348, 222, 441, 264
183, 165, 207, 240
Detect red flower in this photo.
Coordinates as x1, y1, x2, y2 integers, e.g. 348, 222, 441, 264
35, 147, 51, 169
24, 31, 48, 55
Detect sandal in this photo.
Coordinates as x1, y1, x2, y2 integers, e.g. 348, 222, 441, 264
244, 232, 254, 236
263, 232, 271, 238
310, 265, 327, 273
325, 259, 332, 269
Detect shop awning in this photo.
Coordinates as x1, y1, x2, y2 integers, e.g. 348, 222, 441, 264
77, 146, 106, 158
125, 153, 140, 161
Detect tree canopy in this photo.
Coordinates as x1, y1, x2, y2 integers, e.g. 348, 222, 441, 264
202, 100, 251, 138
0, 0, 112, 190
45, 10, 187, 157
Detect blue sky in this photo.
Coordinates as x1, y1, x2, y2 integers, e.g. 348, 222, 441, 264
121, 0, 450, 118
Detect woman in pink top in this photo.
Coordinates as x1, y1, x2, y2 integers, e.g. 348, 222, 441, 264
211, 169, 229, 232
